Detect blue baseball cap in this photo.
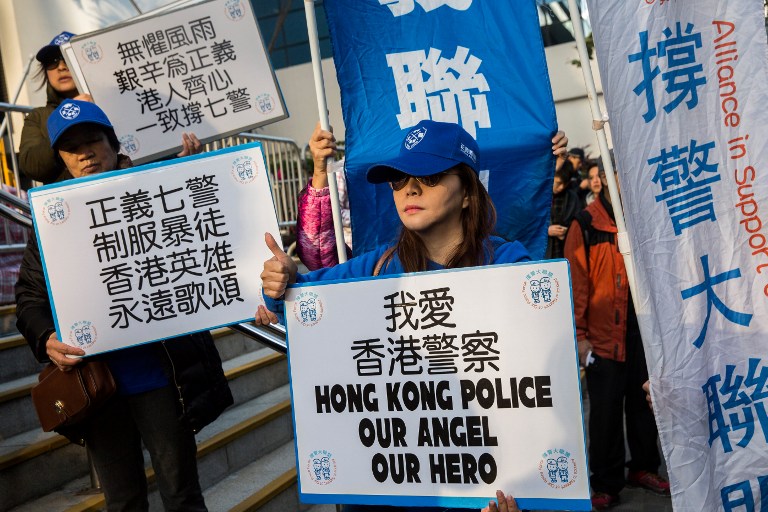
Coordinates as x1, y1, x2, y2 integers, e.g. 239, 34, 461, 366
36, 31, 76, 63
48, 100, 114, 148
367, 120, 480, 184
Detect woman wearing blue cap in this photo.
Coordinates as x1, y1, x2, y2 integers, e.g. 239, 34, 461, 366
19, 31, 92, 184
254, 120, 527, 511
257, 120, 529, 317
19, 31, 201, 185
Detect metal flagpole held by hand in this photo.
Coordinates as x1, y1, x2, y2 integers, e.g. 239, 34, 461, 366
304, 0, 347, 263
565, 0, 639, 299
566, 0, 658, 381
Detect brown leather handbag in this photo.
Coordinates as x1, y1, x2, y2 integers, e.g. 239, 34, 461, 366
31, 361, 116, 432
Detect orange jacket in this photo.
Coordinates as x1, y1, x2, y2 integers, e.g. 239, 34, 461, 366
564, 196, 628, 362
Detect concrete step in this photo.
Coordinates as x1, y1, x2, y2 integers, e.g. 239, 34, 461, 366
0, 326, 262, 387
0, 335, 45, 385
0, 305, 19, 339
7, 384, 293, 512
1, 345, 289, 512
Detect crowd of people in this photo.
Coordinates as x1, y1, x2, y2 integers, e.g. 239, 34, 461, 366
10, 29, 669, 512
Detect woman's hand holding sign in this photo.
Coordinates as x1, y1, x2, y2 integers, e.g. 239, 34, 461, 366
46, 332, 84, 371
255, 233, 298, 325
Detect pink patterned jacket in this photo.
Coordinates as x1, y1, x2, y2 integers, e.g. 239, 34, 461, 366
296, 169, 351, 270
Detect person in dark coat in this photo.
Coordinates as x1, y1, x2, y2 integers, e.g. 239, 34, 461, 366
545, 165, 580, 259
15, 99, 233, 512
19, 31, 85, 184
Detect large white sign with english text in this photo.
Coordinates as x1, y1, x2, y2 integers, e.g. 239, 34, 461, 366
29, 143, 278, 356
61, 0, 287, 164
285, 260, 590, 510
586, 1, 768, 510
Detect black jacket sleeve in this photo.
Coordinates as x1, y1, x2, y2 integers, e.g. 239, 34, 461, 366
15, 234, 55, 362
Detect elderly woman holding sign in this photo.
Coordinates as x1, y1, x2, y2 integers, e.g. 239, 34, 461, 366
256, 120, 528, 511
15, 99, 232, 511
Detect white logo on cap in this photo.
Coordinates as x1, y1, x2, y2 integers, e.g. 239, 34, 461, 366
404, 126, 427, 150
460, 143, 477, 163
54, 34, 72, 45
59, 103, 80, 120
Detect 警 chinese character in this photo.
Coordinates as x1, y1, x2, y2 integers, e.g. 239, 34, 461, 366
649, 139, 721, 235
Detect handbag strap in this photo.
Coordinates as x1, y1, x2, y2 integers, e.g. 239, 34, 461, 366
373, 246, 397, 277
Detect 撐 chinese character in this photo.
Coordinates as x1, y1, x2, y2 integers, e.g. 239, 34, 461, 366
628, 22, 706, 123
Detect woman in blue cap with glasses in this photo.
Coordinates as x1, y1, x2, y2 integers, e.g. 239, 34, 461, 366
254, 119, 527, 511
256, 119, 530, 315
19, 31, 200, 185
19, 31, 92, 184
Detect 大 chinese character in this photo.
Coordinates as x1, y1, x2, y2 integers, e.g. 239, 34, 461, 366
681, 254, 753, 348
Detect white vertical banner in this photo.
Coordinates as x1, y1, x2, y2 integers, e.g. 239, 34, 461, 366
586, 1, 768, 510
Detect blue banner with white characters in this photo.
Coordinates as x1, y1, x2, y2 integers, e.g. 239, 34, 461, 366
587, 1, 768, 510
323, 0, 557, 258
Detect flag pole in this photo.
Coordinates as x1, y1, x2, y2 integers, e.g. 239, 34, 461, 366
565, 0, 656, 367
304, 0, 347, 263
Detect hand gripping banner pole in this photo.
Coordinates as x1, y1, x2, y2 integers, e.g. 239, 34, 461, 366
304, 0, 347, 263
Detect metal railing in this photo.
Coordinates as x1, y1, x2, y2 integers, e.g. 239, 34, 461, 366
205, 133, 307, 234
0, 102, 35, 195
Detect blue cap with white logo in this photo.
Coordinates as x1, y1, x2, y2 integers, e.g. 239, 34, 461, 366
36, 31, 76, 63
48, 100, 113, 148
366, 120, 480, 184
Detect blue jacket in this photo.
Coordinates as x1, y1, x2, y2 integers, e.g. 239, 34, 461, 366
266, 236, 530, 320
298, 236, 529, 283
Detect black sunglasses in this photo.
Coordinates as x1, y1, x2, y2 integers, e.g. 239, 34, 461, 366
388, 170, 459, 191
44, 56, 66, 71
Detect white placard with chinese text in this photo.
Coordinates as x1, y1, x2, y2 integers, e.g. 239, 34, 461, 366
29, 142, 278, 356
285, 260, 590, 511
61, 0, 287, 164
586, 1, 768, 510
